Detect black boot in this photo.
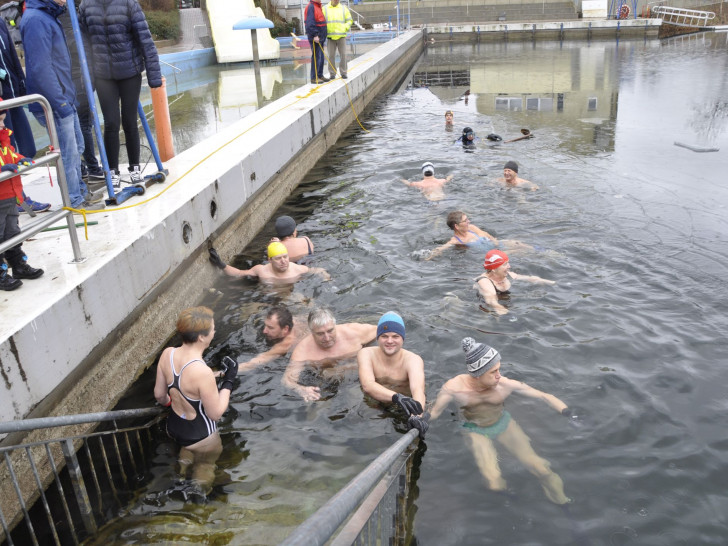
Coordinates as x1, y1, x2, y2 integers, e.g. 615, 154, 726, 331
0, 265, 22, 291
12, 260, 44, 280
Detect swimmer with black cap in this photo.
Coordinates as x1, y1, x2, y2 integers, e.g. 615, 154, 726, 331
401, 161, 454, 202
429, 338, 572, 504
499, 160, 539, 191
457, 127, 478, 147
358, 311, 428, 437
208, 242, 329, 284
269, 215, 315, 263
474, 249, 555, 315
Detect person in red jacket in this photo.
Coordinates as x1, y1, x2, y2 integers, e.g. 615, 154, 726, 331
0, 107, 44, 291
304, 0, 328, 84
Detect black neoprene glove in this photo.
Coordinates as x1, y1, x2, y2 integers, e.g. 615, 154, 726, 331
392, 393, 423, 417
219, 356, 238, 391
561, 407, 573, 417
408, 414, 429, 439
209, 247, 227, 270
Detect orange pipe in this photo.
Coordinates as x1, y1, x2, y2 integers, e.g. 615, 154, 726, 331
151, 77, 175, 161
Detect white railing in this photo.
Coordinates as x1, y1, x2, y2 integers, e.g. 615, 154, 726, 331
651, 5, 716, 26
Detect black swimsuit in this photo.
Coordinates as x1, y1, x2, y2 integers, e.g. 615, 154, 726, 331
489, 277, 510, 295
166, 349, 217, 447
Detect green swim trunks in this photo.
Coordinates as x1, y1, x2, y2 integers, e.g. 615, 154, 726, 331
462, 410, 511, 439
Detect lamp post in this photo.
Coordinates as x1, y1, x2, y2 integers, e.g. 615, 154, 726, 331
233, 16, 275, 106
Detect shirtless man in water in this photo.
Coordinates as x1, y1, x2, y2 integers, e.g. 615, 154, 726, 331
283, 308, 377, 401
499, 161, 539, 191
402, 161, 453, 202
208, 242, 329, 284
237, 305, 308, 373
430, 338, 571, 504
358, 312, 428, 436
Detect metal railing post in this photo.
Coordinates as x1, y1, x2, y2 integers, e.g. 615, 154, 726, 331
61, 439, 97, 536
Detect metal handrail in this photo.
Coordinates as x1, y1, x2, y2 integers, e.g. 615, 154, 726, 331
0, 407, 164, 545
0, 95, 83, 263
651, 5, 715, 26
0, 407, 162, 435
281, 428, 418, 546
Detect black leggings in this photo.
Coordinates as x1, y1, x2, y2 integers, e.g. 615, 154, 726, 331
95, 74, 142, 170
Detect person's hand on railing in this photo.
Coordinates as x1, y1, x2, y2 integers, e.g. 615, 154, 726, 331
1, 164, 19, 173
208, 247, 227, 270
17, 158, 34, 167
408, 413, 429, 439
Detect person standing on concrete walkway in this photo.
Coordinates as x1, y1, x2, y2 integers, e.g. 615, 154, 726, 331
20, 0, 104, 211
79, 0, 162, 187
323, 0, 352, 80
305, 0, 328, 84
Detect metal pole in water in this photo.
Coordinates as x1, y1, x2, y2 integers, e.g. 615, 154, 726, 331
252, 28, 264, 107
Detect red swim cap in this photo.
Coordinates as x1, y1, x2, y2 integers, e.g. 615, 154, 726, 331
483, 249, 509, 270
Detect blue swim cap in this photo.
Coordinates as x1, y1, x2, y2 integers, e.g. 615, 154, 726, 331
377, 311, 405, 340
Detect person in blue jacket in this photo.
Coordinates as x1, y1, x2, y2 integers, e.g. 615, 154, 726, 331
20, 0, 103, 211
305, 0, 328, 84
79, 0, 161, 187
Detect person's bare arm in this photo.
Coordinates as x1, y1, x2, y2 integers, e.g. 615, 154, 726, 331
224, 263, 261, 278
153, 348, 172, 405
238, 339, 292, 373
194, 364, 231, 421
401, 178, 412, 187
282, 357, 321, 401
425, 240, 454, 260
509, 271, 555, 285
357, 349, 397, 403
475, 278, 508, 315
407, 355, 426, 412
429, 383, 455, 420
506, 377, 567, 413
444, 174, 454, 183
470, 224, 498, 244
306, 266, 330, 281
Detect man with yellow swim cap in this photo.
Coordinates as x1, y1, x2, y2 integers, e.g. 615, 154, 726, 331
208, 242, 329, 283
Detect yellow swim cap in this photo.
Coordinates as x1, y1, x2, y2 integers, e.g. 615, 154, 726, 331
267, 242, 288, 258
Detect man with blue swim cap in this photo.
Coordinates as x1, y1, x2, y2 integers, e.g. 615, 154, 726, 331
358, 312, 429, 438
429, 338, 572, 504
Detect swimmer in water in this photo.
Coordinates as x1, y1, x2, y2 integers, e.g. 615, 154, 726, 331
425, 211, 533, 260
236, 305, 309, 373
457, 126, 478, 147
269, 215, 314, 263
498, 161, 539, 191
474, 249, 555, 315
430, 338, 572, 504
283, 307, 377, 401
445, 110, 454, 127
401, 161, 454, 202
358, 311, 428, 437
208, 242, 329, 284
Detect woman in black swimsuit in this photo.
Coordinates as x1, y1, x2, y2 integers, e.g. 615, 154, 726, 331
474, 250, 555, 315
154, 306, 237, 495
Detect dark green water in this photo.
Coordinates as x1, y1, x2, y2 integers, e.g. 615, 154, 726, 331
91, 34, 728, 544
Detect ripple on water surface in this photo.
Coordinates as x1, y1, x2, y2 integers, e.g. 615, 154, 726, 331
97, 36, 728, 544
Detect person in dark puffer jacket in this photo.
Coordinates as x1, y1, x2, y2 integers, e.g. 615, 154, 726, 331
79, 0, 161, 186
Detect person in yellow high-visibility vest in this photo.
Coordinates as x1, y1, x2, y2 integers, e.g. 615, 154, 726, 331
323, 0, 353, 79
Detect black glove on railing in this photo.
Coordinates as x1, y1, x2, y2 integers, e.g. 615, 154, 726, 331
209, 247, 227, 270
219, 356, 238, 391
408, 415, 429, 439
392, 393, 423, 417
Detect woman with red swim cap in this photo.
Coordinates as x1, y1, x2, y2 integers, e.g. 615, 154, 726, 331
474, 250, 555, 315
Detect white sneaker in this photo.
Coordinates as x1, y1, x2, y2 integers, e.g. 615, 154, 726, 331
111, 170, 121, 189
129, 165, 143, 184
